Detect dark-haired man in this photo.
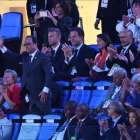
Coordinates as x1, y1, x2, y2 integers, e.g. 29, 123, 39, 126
0, 35, 53, 115
52, 101, 77, 140
54, 27, 96, 81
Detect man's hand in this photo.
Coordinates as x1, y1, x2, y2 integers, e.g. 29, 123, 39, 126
94, 20, 100, 30
122, 15, 130, 26
99, 119, 109, 133
85, 58, 94, 69
62, 43, 72, 60
0, 36, 3, 49
117, 54, 128, 64
129, 50, 134, 62
38, 91, 48, 103
0, 85, 7, 98
34, 11, 42, 20
46, 10, 53, 19
42, 47, 51, 55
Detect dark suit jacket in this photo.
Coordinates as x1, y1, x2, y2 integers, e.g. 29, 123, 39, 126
106, 44, 138, 78
101, 115, 129, 140
50, 44, 65, 73
62, 44, 96, 77
64, 115, 100, 140
4, 49, 53, 101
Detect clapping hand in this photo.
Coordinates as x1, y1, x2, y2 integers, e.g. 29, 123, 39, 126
117, 54, 128, 64
117, 124, 127, 136
122, 15, 130, 26
122, 77, 132, 92
0, 85, 7, 97
107, 44, 117, 59
99, 119, 109, 133
62, 43, 72, 61
85, 59, 94, 69
42, 47, 51, 55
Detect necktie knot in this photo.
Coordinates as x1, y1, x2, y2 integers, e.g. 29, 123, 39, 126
51, 50, 55, 57
120, 48, 126, 55
73, 49, 78, 57
28, 55, 32, 67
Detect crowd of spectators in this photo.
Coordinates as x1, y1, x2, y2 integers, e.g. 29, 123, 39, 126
1, 0, 140, 139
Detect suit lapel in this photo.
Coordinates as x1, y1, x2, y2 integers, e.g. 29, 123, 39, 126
55, 44, 62, 59
76, 45, 85, 59
28, 50, 40, 72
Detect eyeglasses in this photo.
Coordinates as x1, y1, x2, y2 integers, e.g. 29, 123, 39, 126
119, 36, 128, 39
107, 107, 115, 110
23, 43, 33, 47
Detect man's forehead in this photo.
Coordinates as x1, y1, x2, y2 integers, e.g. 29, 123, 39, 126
25, 37, 32, 42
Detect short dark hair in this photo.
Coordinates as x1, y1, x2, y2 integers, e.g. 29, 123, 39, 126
0, 104, 6, 114
70, 27, 84, 38
48, 28, 61, 38
77, 103, 90, 112
97, 33, 112, 50
26, 35, 38, 45
66, 101, 77, 110
132, 0, 140, 6
53, 0, 71, 15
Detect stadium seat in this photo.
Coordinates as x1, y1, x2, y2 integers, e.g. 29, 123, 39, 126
52, 81, 71, 114
88, 45, 99, 52
38, 114, 61, 140
17, 114, 41, 140
70, 81, 92, 104
0, 12, 23, 77
6, 114, 21, 140
0, 14, 1, 29
89, 81, 112, 108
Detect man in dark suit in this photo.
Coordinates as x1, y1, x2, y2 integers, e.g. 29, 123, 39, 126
51, 101, 77, 140
99, 101, 129, 140
42, 28, 65, 73
0, 35, 53, 115
94, 0, 132, 43
66, 103, 100, 140
53, 27, 96, 81
106, 30, 138, 78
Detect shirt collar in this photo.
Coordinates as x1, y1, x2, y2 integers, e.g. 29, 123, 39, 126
52, 43, 60, 52
79, 115, 88, 122
74, 43, 83, 51
69, 115, 76, 121
123, 44, 131, 49
113, 115, 121, 126
29, 49, 38, 58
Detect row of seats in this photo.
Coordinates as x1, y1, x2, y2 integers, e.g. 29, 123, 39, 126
52, 81, 112, 113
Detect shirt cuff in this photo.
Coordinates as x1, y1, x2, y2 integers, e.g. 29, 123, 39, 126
64, 55, 74, 64
43, 87, 49, 93
96, 18, 100, 20
0, 46, 7, 53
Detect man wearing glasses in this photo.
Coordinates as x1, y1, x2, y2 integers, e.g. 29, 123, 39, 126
0, 35, 53, 115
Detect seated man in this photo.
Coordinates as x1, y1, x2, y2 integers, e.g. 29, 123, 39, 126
53, 27, 96, 81
99, 101, 129, 140
67, 103, 100, 140
51, 100, 77, 140
42, 28, 65, 73
0, 69, 21, 111
106, 30, 138, 78
93, 68, 127, 116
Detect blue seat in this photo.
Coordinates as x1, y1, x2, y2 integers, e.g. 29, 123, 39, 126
17, 114, 41, 140
70, 81, 92, 104
0, 14, 1, 29
0, 12, 23, 77
89, 81, 112, 109
88, 44, 99, 52
38, 114, 61, 140
52, 81, 71, 113
6, 114, 21, 140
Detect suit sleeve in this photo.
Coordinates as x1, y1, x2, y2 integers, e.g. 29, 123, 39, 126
26, 0, 32, 18
96, 0, 102, 19
42, 55, 54, 89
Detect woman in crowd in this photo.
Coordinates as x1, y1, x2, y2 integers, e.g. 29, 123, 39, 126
0, 104, 12, 140
34, 0, 72, 46
118, 108, 140, 140
71, 33, 112, 83
0, 69, 21, 111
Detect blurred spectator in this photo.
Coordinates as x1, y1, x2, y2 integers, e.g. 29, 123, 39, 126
116, 0, 140, 43
124, 73, 140, 110
26, 0, 54, 49
52, 101, 77, 140
0, 105, 12, 140
93, 68, 127, 116
67, 103, 99, 140
42, 28, 65, 73
34, 0, 72, 46
71, 33, 112, 83
99, 101, 129, 140
106, 30, 138, 78
95, 0, 131, 43
53, 27, 96, 81
0, 69, 21, 111
118, 108, 140, 140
